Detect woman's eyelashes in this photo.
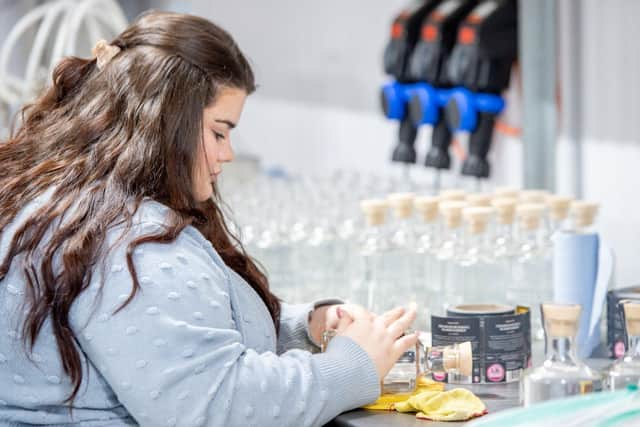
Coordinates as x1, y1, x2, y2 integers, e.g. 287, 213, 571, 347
213, 130, 225, 141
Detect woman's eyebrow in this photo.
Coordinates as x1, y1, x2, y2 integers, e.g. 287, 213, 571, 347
215, 119, 236, 129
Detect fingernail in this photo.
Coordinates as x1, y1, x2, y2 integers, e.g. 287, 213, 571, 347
408, 302, 417, 312
336, 307, 343, 319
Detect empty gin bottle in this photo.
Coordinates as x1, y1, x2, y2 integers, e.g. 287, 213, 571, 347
606, 302, 640, 390
460, 206, 502, 304
438, 201, 467, 311
356, 199, 390, 313
512, 203, 551, 340
522, 303, 602, 406
387, 192, 418, 318
491, 198, 517, 303
413, 196, 441, 329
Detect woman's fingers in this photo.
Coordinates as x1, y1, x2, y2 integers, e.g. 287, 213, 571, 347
340, 304, 373, 322
393, 331, 419, 357
388, 307, 417, 339
380, 306, 405, 327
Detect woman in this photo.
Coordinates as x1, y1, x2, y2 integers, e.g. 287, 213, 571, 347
0, 11, 417, 427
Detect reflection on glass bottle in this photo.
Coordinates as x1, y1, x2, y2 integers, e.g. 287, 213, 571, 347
322, 329, 473, 395
413, 196, 440, 330
512, 204, 551, 340
438, 201, 467, 311
356, 199, 390, 313
491, 197, 517, 302
459, 206, 502, 304
546, 195, 573, 238
387, 193, 417, 320
522, 303, 602, 406
606, 302, 640, 391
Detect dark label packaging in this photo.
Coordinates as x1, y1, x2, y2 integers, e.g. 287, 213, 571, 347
431, 308, 531, 384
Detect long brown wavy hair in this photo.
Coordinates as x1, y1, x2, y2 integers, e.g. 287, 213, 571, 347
0, 11, 280, 404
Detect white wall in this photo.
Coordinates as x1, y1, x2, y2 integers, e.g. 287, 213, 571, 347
187, 0, 640, 288
3, 1, 638, 286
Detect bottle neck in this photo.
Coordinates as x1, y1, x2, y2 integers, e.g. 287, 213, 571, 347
465, 231, 491, 253
443, 227, 462, 243
518, 227, 540, 247
546, 335, 579, 364
416, 221, 437, 249
496, 222, 514, 238
627, 334, 640, 357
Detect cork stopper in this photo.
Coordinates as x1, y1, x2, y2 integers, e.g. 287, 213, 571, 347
520, 189, 550, 204
542, 303, 582, 337
388, 192, 415, 219
443, 341, 472, 377
466, 193, 493, 207
439, 189, 467, 202
491, 198, 517, 225
516, 203, 545, 231
360, 199, 388, 226
570, 201, 599, 229
623, 302, 640, 336
547, 195, 574, 221
414, 196, 439, 223
494, 186, 520, 199
439, 201, 467, 229
463, 206, 494, 234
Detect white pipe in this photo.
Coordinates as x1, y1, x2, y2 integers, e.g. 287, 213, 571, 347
0, 0, 129, 107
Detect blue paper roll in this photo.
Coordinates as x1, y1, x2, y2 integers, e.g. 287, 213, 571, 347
553, 231, 600, 358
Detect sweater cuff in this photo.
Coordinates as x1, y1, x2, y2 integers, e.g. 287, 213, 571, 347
313, 336, 381, 414
277, 298, 343, 354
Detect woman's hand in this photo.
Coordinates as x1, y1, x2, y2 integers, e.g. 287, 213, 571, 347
308, 303, 354, 346
334, 305, 418, 380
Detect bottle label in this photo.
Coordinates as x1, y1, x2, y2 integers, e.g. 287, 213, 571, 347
431, 309, 531, 384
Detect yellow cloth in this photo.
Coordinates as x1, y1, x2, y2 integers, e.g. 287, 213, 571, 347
395, 388, 487, 422
363, 377, 445, 411
364, 377, 487, 422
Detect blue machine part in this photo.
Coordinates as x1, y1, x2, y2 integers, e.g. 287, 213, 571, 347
381, 81, 432, 121
409, 83, 452, 126
448, 87, 505, 132
382, 81, 407, 120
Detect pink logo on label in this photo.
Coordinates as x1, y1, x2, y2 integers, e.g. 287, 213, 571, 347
614, 341, 626, 359
486, 363, 505, 382
432, 372, 446, 381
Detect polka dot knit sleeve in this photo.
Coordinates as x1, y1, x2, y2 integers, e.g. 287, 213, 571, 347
70, 223, 380, 427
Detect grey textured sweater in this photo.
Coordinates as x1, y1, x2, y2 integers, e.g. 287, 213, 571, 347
0, 197, 380, 426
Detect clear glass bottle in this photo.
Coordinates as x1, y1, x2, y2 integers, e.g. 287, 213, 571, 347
297, 214, 339, 301
322, 331, 472, 394
546, 195, 573, 237
512, 203, 552, 340
459, 206, 502, 304
413, 196, 441, 329
492, 198, 517, 303
255, 218, 295, 301
568, 201, 600, 234
606, 302, 640, 390
355, 199, 390, 313
437, 201, 468, 312
385, 340, 473, 394
523, 303, 602, 406
386, 193, 418, 319
336, 197, 361, 300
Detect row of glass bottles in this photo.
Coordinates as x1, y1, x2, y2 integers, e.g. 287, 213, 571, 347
523, 301, 640, 407
354, 190, 599, 334
222, 175, 599, 332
